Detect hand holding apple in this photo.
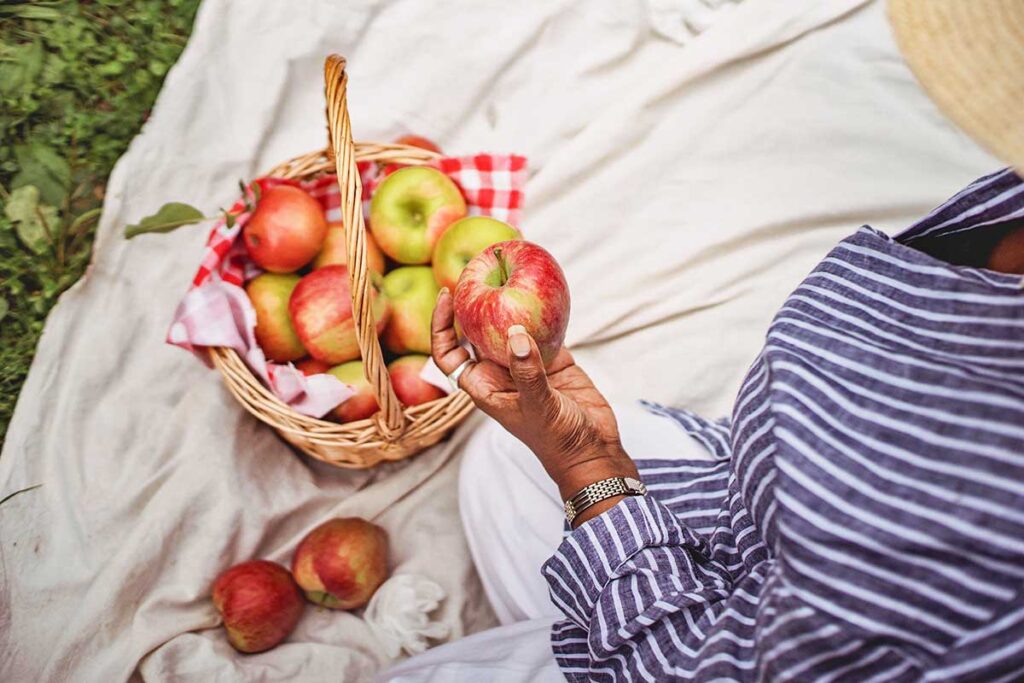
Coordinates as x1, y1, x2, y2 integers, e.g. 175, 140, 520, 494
431, 287, 635, 515
453, 240, 570, 367
212, 560, 304, 653
243, 185, 327, 273
291, 518, 389, 610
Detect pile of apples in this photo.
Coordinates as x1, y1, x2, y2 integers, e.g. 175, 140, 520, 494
213, 517, 389, 653
242, 136, 521, 420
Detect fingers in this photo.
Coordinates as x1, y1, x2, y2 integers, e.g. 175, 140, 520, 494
430, 288, 470, 374
507, 325, 556, 416
431, 289, 506, 409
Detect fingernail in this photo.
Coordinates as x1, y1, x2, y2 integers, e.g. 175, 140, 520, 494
508, 325, 529, 358
437, 287, 449, 301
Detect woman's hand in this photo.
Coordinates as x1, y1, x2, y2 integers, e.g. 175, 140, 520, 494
431, 288, 638, 512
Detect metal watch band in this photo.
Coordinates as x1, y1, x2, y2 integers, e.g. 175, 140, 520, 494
564, 476, 647, 524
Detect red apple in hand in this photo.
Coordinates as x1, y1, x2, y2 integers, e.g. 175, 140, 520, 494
454, 240, 570, 367
370, 167, 466, 264
388, 355, 446, 406
289, 265, 389, 364
313, 222, 386, 275
246, 273, 306, 362
212, 560, 304, 653
327, 361, 380, 422
243, 185, 328, 273
291, 518, 389, 609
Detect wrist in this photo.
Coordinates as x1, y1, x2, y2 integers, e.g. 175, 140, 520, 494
554, 447, 638, 502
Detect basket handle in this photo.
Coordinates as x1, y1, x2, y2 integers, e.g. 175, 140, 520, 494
324, 54, 405, 439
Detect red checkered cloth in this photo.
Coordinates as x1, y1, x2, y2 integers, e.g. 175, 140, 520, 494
166, 154, 527, 417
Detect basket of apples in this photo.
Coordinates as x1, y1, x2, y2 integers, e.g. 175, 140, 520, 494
163, 55, 528, 468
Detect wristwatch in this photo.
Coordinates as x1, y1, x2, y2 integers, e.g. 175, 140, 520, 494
564, 476, 647, 525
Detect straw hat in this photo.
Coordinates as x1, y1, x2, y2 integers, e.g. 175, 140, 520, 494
889, 0, 1024, 174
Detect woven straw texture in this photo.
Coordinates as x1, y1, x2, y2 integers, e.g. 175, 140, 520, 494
209, 55, 474, 468
889, 0, 1024, 173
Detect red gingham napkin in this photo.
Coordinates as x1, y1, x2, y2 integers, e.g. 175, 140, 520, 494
167, 154, 527, 417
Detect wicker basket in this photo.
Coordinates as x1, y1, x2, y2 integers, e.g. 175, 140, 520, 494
208, 55, 474, 468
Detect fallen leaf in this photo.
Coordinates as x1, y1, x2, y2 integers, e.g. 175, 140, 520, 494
125, 202, 205, 238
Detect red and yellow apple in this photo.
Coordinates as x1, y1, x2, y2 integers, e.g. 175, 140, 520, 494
291, 518, 389, 610
369, 167, 466, 264
381, 266, 439, 355
243, 185, 327, 273
312, 222, 386, 275
432, 216, 521, 292
395, 134, 442, 154
246, 273, 306, 362
211, 560, 304, 654
388, 355, 446, 407
289, 265, 389, 364
295, 358, 332, 376
327, 361, 379, 422
454, 240, 570, 367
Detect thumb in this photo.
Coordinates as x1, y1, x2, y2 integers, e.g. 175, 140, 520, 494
507, 325, 554, 413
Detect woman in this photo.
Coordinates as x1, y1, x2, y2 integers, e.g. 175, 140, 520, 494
383, 1, 1024, 680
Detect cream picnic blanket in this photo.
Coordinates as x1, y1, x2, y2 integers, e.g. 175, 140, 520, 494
0, 0, 998, 680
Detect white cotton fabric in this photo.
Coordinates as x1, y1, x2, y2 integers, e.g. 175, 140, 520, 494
0, 0, 1000, 681
378, 617, 564, 683
364, 574, 450, 658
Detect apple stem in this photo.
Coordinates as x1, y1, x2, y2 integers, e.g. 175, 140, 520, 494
494, 247, 509, 286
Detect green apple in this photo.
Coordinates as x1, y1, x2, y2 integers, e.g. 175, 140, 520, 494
369, 167, 466, 264
432, 216, 521, 292
381, 266, 439, 354
246, 273, 306, 362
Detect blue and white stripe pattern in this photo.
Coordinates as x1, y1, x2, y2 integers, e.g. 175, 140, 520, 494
543, 169, 1024, 681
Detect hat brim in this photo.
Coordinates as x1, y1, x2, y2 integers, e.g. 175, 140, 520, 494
889, 0, 1024, 175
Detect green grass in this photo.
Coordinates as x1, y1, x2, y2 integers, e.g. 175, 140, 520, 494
0, 0, 200, 445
